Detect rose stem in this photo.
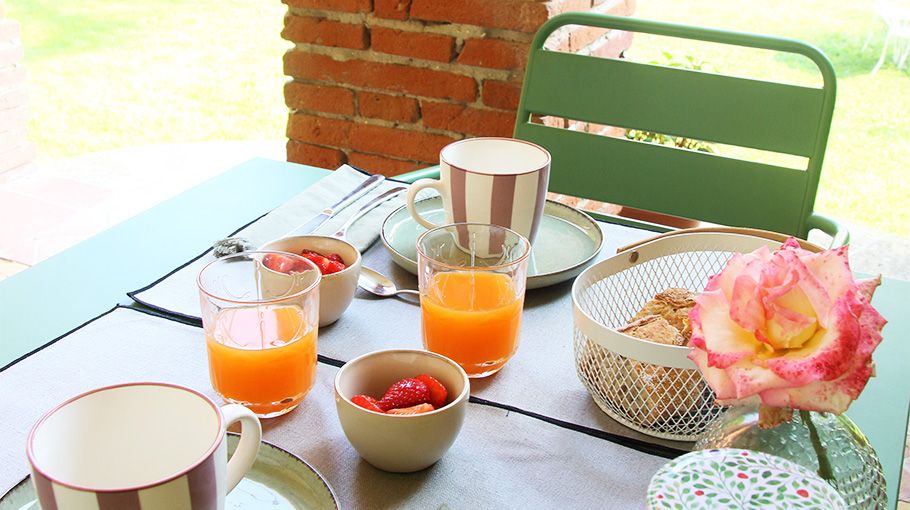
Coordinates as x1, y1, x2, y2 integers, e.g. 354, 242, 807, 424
800, 410, 835, 483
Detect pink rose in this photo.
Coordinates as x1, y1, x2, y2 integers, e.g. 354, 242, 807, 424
688, 238, 886, 414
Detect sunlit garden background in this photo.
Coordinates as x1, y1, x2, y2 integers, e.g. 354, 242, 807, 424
9, 0, 910, 235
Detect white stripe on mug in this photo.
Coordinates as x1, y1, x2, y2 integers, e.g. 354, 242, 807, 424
406, 137, 550, 245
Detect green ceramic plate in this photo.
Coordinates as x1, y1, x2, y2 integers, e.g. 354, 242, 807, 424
0, 434, 338, 510
647, 448, 846, 509
381, 197, 604, 289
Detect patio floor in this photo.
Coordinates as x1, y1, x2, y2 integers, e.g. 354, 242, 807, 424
0, 140, 907, 506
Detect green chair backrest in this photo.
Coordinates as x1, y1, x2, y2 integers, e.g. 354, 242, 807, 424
515, 13, 838, 240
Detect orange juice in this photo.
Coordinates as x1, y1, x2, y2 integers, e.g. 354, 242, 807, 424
421, 271, 523, 377
206, 305, 317, 417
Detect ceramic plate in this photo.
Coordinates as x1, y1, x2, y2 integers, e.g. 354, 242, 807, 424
647, 448, 846, 510
0, 434, 338, 510
381, 197, 603, 289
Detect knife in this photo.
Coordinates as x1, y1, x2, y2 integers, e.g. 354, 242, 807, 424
283, 174, 385, 237
332, 186, 407, 240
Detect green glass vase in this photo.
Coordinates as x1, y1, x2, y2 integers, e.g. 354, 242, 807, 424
695, 405, 887, 509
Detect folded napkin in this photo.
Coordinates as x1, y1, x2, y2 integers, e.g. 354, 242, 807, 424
130, 165, 422, 320
230, 164, 409, 252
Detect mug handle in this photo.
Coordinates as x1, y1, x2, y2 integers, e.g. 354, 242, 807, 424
222, 404, 262, 492
406, 178, 448, 230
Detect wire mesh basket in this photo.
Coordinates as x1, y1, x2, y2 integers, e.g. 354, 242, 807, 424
571, 228, 819, 441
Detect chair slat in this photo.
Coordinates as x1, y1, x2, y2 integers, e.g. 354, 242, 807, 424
522, 50, 826, 158
515, 123, 809, 235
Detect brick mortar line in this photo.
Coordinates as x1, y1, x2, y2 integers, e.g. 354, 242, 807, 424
288, 107, 479, 140
291, 139, 435, 167
287, 42, 521, 81
285, 76, 510, 112
285, 7, 535, 43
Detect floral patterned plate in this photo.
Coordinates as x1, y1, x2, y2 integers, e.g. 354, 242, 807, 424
647, 448, 846, 509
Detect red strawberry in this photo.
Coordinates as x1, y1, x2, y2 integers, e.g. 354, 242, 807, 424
322, 259, 346, 274
377, 378, 429, 411
415, 374, 448, 409
387, 403, 435, 415
327, 253, 344, 264
262, 253, 308, 274
299, 251, 346, 275
351, 394, 384, 413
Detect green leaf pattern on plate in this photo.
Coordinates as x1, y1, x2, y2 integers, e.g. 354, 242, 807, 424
647, 449, 846, 509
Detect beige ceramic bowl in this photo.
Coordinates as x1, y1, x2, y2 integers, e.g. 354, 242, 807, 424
334, 349, 470, 473
259, 236, 361, 327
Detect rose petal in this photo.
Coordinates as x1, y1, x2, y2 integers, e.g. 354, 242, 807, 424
780, 237, 803, 251
771, 249, 835, 328
856, 275, 882, 303
801, 245, 853, 302
762, 298, 818, 349
765, 295, 861, 384
726, 360, 792, 399
694, 289, 759, 368
711, 254, 746, 297
729, 273, 765, 331
688, 240, 885, 415
688, 348, 738, 401
759, 358, 874, 414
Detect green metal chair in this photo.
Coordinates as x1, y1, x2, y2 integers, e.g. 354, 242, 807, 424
400, 13, 847, 246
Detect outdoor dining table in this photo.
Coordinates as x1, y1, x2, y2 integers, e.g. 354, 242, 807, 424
1, 157, 908, 508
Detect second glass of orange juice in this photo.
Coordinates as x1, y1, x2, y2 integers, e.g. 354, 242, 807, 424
198, 251, 320, 418
417, 223, 531, 378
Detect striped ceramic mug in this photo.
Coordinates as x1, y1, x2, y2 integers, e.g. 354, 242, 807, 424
406, 137, 551, 244
27, 382, 262, 510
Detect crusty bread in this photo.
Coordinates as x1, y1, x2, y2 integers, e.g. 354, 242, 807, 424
630, 288, 695, 340
579, 291, 700, 429
618, 315, 685, 346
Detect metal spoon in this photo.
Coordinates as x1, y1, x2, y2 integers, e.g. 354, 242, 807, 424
358, 266, 419, 298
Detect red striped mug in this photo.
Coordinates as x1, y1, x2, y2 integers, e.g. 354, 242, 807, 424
406, 137, 551, 244
27, 382, 261, 510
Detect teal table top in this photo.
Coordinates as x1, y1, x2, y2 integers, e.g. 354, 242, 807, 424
0, 158, 329, 366
0, 157, 906, 508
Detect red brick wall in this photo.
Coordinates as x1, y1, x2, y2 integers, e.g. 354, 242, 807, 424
0, 5, 34, 174
282, 0, 635, 176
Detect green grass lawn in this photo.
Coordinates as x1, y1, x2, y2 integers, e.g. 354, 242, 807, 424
8, 0, 288, 158
8, 0, 910, 236
631, 0, 910, 236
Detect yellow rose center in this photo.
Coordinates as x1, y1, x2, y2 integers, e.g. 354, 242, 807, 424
761, 287, 819, 350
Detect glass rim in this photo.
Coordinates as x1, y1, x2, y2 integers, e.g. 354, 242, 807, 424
415, 222, 532, 271
197, 250, 321, 304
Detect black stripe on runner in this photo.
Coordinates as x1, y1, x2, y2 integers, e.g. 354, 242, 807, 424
1, 305, 120, 373
7, 305, 690, 461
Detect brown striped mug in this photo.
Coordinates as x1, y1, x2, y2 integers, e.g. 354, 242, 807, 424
27, 382, 262, 510
406, 137, 551, 245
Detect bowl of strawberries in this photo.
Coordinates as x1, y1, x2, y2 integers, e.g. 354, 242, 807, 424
334, 349, 470, 473
260, 235, 362, 327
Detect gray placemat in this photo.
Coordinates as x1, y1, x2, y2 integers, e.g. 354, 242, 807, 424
0, 307, 666, 508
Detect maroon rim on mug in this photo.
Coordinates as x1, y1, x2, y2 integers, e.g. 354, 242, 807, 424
439, 137, 551, 177
416, 222, 532, 272
26, 382, 224, 493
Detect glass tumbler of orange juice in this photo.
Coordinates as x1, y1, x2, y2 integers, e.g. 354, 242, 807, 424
417, 223, 531, 378
197, 251, 320, 418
